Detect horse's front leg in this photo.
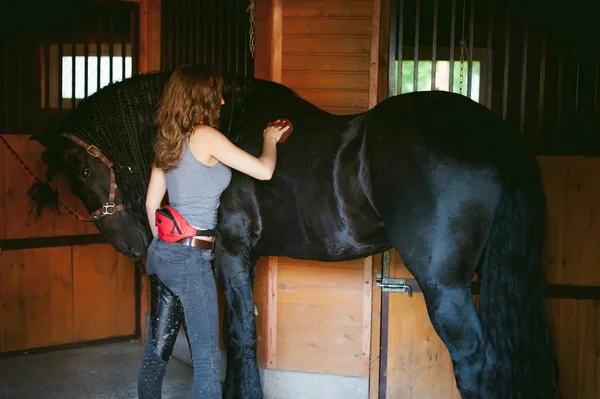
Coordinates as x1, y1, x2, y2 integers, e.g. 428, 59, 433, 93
215, 234, 262, 399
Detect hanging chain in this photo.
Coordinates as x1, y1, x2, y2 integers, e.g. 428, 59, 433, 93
458, 0, 470, 96
247, 0, 256, 58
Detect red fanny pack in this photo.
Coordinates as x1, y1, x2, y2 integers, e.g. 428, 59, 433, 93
155, 206, 216, 243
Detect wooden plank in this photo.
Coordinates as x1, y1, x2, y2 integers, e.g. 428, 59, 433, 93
369, 252, 382, 399
93, 245, 119, 338
53, 174, 80, 236
0, 250, 27, 351
276, 336, 363, 376
294, 89, 369, 108
381, 249, 462, 398
138, 0, 162, 73
0, 137, 5, 240
282, 71, 369, 90
278, 262, 365, 289
277, 318, 363, 345
72, 245, 98, 340
577, 299, 600, 398
270, 0, 283, 82
283, 54, 371, 72
265, 257, 278, 367
278, 302, 362, 326
48, 246, 74, 345
116, 252, 136, 335
580, 158, 600, 285
386, 291, 461, 399
283, 1, 373, 18
282, 19, 372, 35
368, 0, 381, 108
4, 136, 32, 239
362, 256, 373, 377
23, 248, 52, 349
28, 138, 55, 237
283, 36, 371, 54
538, 156, 568, 284
277, 257, 364, 269
278, 273, 365, 306
253, 0, 272, 80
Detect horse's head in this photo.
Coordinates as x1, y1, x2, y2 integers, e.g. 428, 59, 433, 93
29, 72, 169, 260
29, 131, 152, 260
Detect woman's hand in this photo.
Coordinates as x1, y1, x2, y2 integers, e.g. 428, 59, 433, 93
263, 121, 290, 143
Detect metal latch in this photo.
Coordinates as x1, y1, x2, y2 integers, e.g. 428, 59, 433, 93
376, 275, 413, 296
376, 250, 415, 296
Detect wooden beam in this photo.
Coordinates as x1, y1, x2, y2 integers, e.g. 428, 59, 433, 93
369, 0, 382, 108
270, 0, 283, 82
264, 256, 278, 367
368, 253, 382, 398
138, 0, 161, 74
362, 255, 374, 377
137, 0, 161, 344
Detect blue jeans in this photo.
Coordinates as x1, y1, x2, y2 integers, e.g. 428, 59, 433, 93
138, 237, 221, 399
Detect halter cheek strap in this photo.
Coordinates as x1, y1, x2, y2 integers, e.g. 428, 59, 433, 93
61, 132, 126, 221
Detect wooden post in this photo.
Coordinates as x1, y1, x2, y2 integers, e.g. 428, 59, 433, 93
369, 0, 383, 108
137, 0, 161, 343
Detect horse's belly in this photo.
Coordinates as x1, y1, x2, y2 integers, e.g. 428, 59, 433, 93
255, 190, 389, 261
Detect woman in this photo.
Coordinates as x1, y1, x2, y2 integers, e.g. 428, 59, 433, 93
137, 65, 290, 398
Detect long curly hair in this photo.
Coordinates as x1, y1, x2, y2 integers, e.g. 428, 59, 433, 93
154, 65, 224, 170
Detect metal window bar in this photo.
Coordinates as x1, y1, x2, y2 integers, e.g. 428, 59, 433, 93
2, 32, 8, 132
556, 43, 564, 132
58, 43, 63, 111
431, 0, 438, 91
413, 0, 420, 92
44, 42, 50, 110
519, 22, 528, 134
502, 9, 510, 120
108, 8, 114, 89
396, 0, 404, 95
16, 32, 22, 131
71, 43, 76, 110
467, 0, 474, 99
538, 33, 547, 130
485, 1, 493, 108
449, 0, 456, 93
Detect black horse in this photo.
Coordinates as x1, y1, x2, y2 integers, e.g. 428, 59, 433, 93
29, 69, 559, 399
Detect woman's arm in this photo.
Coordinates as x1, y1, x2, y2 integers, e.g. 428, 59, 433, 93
192, 124, 289, 181
145, 166, 167, 237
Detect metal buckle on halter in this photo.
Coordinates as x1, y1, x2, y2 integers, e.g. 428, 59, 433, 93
87, 145, 102, 158
103, 202, 116, 215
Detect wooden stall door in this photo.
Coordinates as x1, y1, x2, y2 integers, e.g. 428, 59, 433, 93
371, 251, 461, 399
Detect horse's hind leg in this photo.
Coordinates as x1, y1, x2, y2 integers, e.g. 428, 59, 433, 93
385, 203, 498, 398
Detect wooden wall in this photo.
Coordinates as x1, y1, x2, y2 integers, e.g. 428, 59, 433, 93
0, 125, 137, 354
253, 256, 372, 377
256, 0, 376, 115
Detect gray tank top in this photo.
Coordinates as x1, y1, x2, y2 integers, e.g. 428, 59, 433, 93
165, 140, 232, 229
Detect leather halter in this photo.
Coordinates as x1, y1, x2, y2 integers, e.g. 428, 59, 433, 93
61, 132, 126, 221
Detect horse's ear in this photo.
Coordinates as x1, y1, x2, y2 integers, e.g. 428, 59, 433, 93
29, 132, 53, 148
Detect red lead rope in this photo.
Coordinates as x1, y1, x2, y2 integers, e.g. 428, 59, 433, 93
0, 134, 116, 222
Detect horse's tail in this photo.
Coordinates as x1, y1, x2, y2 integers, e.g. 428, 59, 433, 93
479, 152, 559, 398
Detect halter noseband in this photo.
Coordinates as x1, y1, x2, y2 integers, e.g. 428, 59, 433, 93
61, 132, 126, 221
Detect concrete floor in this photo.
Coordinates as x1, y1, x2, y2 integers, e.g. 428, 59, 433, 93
0, 341, 193, 399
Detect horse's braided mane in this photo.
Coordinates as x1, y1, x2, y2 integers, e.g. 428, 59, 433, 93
32, 69, 302, 224
39, 71, 172, 224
